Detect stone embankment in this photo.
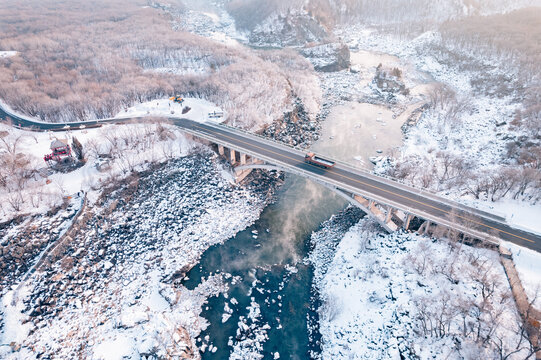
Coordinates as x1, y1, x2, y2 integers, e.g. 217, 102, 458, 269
500, 245, 541, 359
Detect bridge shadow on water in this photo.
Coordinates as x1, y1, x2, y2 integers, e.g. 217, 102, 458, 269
182, 174, 347, 359
295, 161, 331, 176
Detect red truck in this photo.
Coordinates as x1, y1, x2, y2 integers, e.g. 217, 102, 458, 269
304, 152, 335, 169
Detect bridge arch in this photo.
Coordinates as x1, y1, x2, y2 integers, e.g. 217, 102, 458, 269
234, 163, 404, 232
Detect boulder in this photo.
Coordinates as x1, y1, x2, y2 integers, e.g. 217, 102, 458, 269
248, 11, 329, 47
300, 42, 350, 72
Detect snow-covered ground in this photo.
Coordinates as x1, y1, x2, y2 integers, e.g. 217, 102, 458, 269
114, 97, 227, 124
0, 155, 275, 359
0, 121, 194, 222
311, 217, 529, 359
464, 198, 541, 235
0, 51, 17, 58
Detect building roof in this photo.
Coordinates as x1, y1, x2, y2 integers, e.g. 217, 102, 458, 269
50, 139, 68, 150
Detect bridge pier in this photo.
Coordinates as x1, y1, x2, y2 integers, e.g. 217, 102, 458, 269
214, 144, 253, 183
347, 193, 401, 233
385, 207, 393, 223
420, 221, 432, 235
404, 214, 413, 230
354, 195, 370, 208
206, 141, 513, 252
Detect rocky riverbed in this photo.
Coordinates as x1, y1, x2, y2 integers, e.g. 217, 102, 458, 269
0, 153, 282, 359
0, 196, 84, 293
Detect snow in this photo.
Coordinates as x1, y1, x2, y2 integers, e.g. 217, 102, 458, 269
230, 297, 270, 360
0, 121, 194, 222
209, 31, 242, 47
147, 65, 210, 76
312, 217, 528, 359
93, 337, 137, 360
462, 198, 541, 235
114, 97, 227, 124
171, 3, 248, 47
0, 51, 17, 58
0, 287, 32, 355
202, 12, 220, 23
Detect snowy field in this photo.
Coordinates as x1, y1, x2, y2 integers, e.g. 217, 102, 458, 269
312, 217, 529, 359
0, 51, 17, 58
114, 97, 227, 124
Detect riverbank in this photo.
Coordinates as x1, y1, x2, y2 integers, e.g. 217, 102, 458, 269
0, 154, 280, 358
311, 216, 530, 359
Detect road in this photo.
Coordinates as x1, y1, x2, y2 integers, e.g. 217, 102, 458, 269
2, 105, 541, 253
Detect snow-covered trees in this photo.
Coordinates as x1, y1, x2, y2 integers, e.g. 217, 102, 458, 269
0, 0, 321, 131
406, 238, 533, 358
0, 130, 49, 214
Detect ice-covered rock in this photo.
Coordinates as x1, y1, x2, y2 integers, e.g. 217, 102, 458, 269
301, 42, 351, 72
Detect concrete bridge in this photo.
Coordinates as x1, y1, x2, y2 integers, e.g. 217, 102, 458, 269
2, 106, 541, 252
174, 118, 540, 251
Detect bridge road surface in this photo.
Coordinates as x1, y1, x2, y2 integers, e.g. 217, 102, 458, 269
174, 118, 541, 253
1, 106, 541, 253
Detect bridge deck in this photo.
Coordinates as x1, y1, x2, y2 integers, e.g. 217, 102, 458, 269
1, 105, 540, 252
173, 118, 541, 252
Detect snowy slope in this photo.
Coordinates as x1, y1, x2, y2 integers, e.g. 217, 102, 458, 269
312, 217, 528, 359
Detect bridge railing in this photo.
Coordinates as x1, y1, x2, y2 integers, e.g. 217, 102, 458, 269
207, 121, 505, 222
191, 125, 506, 243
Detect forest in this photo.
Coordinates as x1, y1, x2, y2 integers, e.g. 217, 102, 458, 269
383, 7, 541, 203
0, 0, 320, 129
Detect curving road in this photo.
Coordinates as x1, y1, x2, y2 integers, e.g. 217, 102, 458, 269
2, 105, 541, 253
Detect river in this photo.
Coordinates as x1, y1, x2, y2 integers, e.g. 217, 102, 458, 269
182, 41, 430, 358
184, 175, 346, 359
